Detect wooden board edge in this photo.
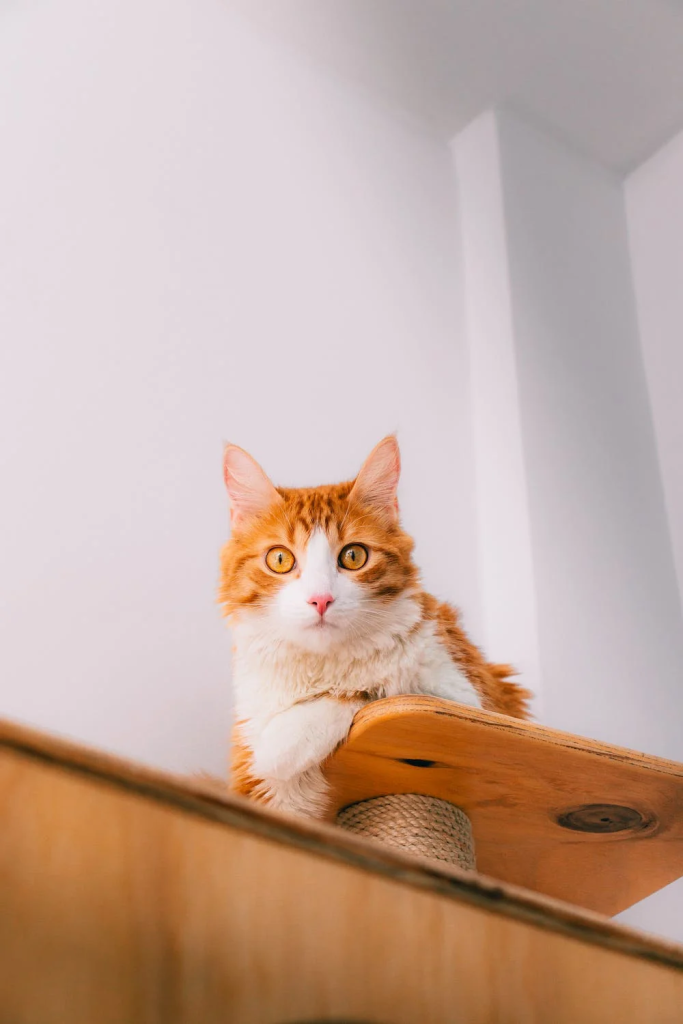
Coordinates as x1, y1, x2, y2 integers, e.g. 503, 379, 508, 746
345, 696, 683, 778
2, 715, 683, 973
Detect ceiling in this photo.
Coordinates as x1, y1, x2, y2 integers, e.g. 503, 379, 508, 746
234, 0, 683, 172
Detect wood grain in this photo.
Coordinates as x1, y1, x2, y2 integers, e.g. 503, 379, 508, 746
324, 695, 683, 915
2, 716, 683, 1022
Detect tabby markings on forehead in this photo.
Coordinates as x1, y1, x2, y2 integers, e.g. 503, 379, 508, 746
277, 484, 355, 532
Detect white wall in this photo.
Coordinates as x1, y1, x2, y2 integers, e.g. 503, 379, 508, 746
453, 110, 683, 758
617, 128, 683, 943
0, 0, 477, 773
497, 111, 683, 759
452, 113, 542, 711
453, 110, 683, 942
626, 129, 683, 611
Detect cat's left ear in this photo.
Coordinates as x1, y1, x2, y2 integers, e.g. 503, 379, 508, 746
349, 435, 401, 521
223, 444, 282, 529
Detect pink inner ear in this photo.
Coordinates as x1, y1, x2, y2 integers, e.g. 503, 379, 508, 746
223, 445, 281, 527
350, 436, 401, 519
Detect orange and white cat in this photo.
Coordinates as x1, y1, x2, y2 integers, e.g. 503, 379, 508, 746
219, 436, 529, 818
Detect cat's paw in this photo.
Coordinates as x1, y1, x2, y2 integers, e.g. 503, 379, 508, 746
250, 700, 357, 782
251, 717, 322, 781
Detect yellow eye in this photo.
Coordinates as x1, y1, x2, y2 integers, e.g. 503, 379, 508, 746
265, 547, 295, 574
338, 544, 368, 571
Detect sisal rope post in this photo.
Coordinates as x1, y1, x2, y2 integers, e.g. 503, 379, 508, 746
336, 793, 476, 871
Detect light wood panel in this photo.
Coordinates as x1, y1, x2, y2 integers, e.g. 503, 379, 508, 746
324, 696, 683, 915
2, 717, 683, 1023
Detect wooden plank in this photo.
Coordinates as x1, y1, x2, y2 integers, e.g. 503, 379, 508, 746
1, 714, 682, 964
324, 695, 683, 915
2, 717, 683, 1022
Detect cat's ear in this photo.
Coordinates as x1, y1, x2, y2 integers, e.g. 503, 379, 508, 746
223, 444, 281, 529
349, 435, 401, 521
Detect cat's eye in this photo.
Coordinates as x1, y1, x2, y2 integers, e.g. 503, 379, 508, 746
338, 544, 368, 571
265, 546, 296, 574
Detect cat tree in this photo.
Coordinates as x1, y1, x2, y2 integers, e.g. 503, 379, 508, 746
3, 707, 683, 1021
326, 695, 683, 915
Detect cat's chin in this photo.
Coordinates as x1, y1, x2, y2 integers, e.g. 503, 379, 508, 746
289, 622, 343, 654
233, 611, 348, 655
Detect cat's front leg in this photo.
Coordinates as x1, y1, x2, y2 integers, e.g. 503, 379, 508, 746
251, 696, 362, 782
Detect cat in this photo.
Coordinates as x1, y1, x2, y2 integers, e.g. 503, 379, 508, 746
219, 436, 530, 819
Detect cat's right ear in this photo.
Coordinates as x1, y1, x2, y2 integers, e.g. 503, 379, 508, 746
223, 445, 281, 529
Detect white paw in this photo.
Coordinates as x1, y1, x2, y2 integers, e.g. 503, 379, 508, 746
250, 699, 359, 782
251, 717, 322, 781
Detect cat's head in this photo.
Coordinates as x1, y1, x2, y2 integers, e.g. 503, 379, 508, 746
219, 437, 419, 653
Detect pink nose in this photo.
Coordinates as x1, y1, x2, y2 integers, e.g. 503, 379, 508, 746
308, 593, 334, 617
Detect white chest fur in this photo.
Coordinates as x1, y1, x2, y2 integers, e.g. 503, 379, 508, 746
232, 599, 480, 735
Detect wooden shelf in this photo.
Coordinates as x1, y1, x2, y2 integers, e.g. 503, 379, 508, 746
2, 715, 683, 1022
324, 695, 683, 916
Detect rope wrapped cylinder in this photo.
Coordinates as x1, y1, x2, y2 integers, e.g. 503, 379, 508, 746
336, 793, 476, 871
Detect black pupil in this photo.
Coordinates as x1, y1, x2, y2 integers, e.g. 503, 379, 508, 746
277, 552, 283, 564
348, 548, 356, 562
